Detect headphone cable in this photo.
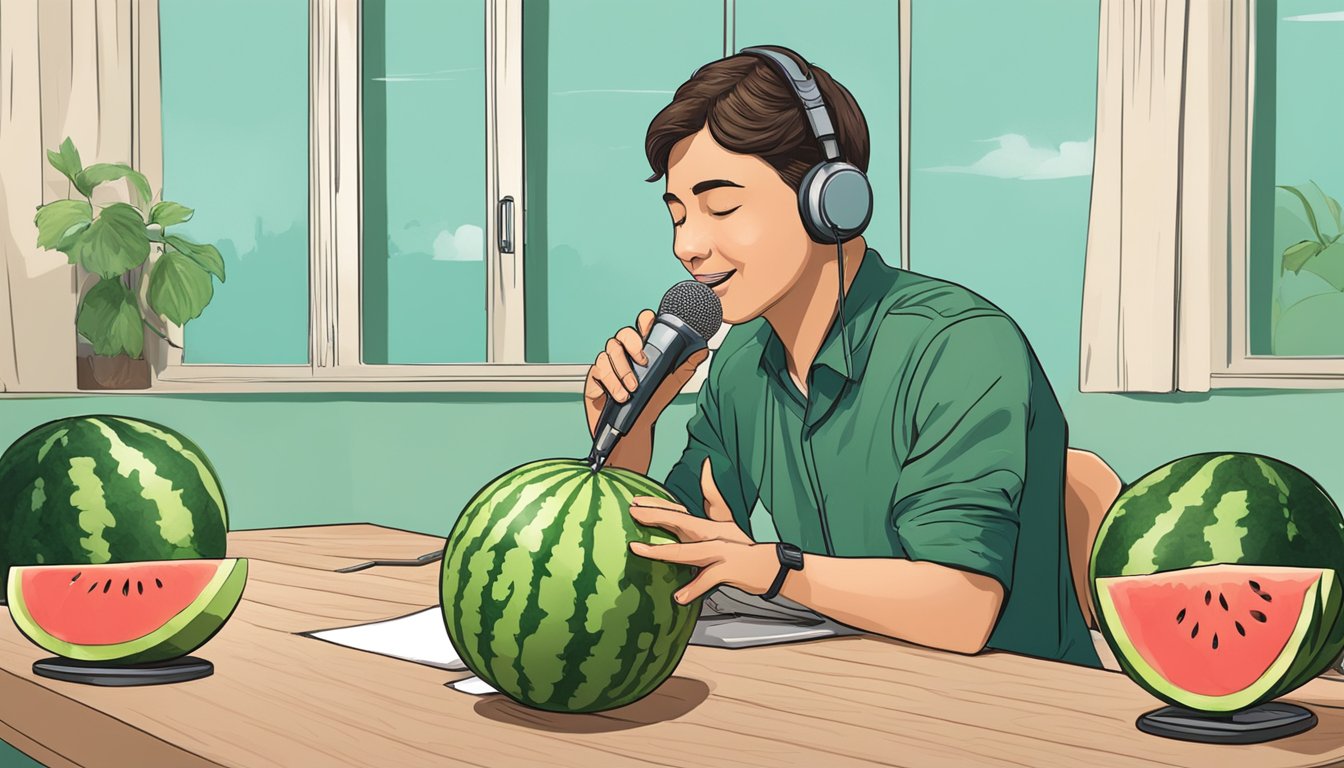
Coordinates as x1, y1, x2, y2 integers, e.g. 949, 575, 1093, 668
834, 231, 853, 378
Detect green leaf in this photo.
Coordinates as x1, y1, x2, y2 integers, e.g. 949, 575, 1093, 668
1301, 240, 1344, 292
165, 235, 225, 281
76, 278, 144, 357
148, 250, 214, 326
45, 138, 84, 188
1283, 240, 1325, 274
1278, 185, 1325, 243
75, 163, 152, 206
70, 203, 151, 278
34, 200, 93, 251
150, 201, 194, 227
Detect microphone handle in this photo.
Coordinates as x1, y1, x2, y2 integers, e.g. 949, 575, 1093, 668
589, 314, 707, 467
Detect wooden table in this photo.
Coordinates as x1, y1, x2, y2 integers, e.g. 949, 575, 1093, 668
4, 524, 1344, 767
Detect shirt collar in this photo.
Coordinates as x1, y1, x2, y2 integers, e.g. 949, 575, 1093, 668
758, 248, 897, 386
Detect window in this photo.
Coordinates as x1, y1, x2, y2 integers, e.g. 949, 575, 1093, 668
1080, 0, 1344, 392
0, 1, 906, 392
1247, 1, 1344, 359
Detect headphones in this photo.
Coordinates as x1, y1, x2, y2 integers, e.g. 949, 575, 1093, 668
699, 47, 873, 245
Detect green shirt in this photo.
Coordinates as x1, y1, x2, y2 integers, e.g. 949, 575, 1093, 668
663, 249, 1099, 668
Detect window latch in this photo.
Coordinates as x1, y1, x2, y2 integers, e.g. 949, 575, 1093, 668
497, 196, 515, 254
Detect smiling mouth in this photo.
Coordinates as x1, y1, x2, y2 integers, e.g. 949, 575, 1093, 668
694, 270, 736, 288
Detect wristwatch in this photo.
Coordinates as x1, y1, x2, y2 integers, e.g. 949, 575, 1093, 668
762, 542, 805, 600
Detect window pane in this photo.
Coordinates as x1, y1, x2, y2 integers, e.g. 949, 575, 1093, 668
523, 0, 722, 363
736, 0, 902, 268
160, 0, 310, 365
1251, 1, 1344, 356
362, 0, 487, 364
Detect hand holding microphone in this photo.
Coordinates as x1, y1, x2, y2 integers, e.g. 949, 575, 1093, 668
584, 281, 723, 472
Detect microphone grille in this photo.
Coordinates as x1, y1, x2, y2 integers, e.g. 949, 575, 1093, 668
659, 280, 723, 341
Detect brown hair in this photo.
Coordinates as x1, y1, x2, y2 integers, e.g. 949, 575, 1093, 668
644, 45, 869, 191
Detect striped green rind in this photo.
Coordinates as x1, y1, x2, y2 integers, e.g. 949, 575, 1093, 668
0, 416, 229, 599
7, 558, 248, 663
1090, 452, 1344, 710
440, 459, 699, 713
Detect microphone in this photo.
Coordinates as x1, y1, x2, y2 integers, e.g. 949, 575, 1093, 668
587, 280, 724, 472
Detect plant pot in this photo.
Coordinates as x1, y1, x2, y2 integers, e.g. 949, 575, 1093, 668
76, 354, 151, 391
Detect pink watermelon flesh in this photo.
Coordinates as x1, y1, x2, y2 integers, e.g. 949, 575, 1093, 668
18, 560, 219, 645
1102, 566, 1315, 697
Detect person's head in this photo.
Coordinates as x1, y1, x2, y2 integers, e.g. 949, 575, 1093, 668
645, 46, 870, 324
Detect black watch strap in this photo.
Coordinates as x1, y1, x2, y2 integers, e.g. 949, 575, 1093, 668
762, 542, 805, 600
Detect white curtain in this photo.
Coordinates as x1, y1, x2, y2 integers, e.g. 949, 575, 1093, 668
0, 0, 154, 392
1079, 0, 1235, 394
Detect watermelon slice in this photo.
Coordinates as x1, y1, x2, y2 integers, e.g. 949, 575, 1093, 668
6, 558, 248, 664
1096, 563, 1341, 713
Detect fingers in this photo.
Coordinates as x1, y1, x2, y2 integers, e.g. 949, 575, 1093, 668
674, 567, 721, 605
637, 309, 655, 338
628, 540, 718, 567
701, 458, 734, 523
616, 326, 648, 366
589, 351, 631, 403
629, 501, 719, 542
605, 337, 640, 395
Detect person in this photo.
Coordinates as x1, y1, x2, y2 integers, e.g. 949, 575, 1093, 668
582, 45, 1099, 667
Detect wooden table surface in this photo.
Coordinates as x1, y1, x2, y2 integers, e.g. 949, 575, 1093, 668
4, 524, 1344, 767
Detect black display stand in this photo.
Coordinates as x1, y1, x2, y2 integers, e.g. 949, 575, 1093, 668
32, 656, 213, 686
1136, 702, 1317, 744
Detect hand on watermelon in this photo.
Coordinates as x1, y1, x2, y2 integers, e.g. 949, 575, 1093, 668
629, 457, 778, 604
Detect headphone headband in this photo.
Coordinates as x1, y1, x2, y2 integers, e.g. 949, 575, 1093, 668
736, 47, 841, 162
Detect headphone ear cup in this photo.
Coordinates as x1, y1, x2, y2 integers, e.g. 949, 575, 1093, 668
798, 162, 873, 244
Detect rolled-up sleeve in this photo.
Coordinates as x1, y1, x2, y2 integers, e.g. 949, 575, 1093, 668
890, 316, 1029, 593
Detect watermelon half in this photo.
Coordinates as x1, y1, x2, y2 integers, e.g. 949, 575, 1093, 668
441, 459, 699, 713
6, 558, 248, 664
1096, 564, 1342, 712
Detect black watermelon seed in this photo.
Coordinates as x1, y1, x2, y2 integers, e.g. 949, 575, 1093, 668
1249, 580, 1261, 592
103, 579, 111, 593
1176, 608, 1186, 624
137, 581, 143, 595
1259, 591, 1272, 603
1219, 593, 1228, 611
1235, 621, 1246, 636
71, 572, 81, 583
86, 582, 96, 593
121, 579, 129, 597
155, 578, 163, 589
1213, 633, 1219, 650
1191, 623, 1200, 639
1204, 590, 1212, 605
1250, 610, 1267, 623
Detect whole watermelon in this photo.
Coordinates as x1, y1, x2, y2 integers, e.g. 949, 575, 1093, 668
0, 415, 228, 598
441, 458, 699, 713
1090, 452, 1344, 705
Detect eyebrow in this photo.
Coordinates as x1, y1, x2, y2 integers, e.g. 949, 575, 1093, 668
662, 178, 745, 205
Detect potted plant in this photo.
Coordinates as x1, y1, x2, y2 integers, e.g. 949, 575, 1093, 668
33, 137, 225, 390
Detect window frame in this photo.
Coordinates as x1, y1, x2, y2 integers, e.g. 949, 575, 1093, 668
130, 0, 910, 394
1210, 0, 1344, 389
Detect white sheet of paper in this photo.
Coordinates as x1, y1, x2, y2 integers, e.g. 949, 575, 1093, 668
307, 607, 469, 671
446, 675, 499, 696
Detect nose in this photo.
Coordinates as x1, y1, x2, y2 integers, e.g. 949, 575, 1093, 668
673, 217, 713, 268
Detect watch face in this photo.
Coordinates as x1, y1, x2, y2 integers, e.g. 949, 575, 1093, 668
780, 543, 805, 569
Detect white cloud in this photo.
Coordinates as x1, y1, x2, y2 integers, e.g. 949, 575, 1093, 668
925, 134, 1094, 180
432, 224, 485, 262
1284, 11, 1344, 21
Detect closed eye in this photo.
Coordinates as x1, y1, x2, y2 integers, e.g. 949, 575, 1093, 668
710, 205, 742, 218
